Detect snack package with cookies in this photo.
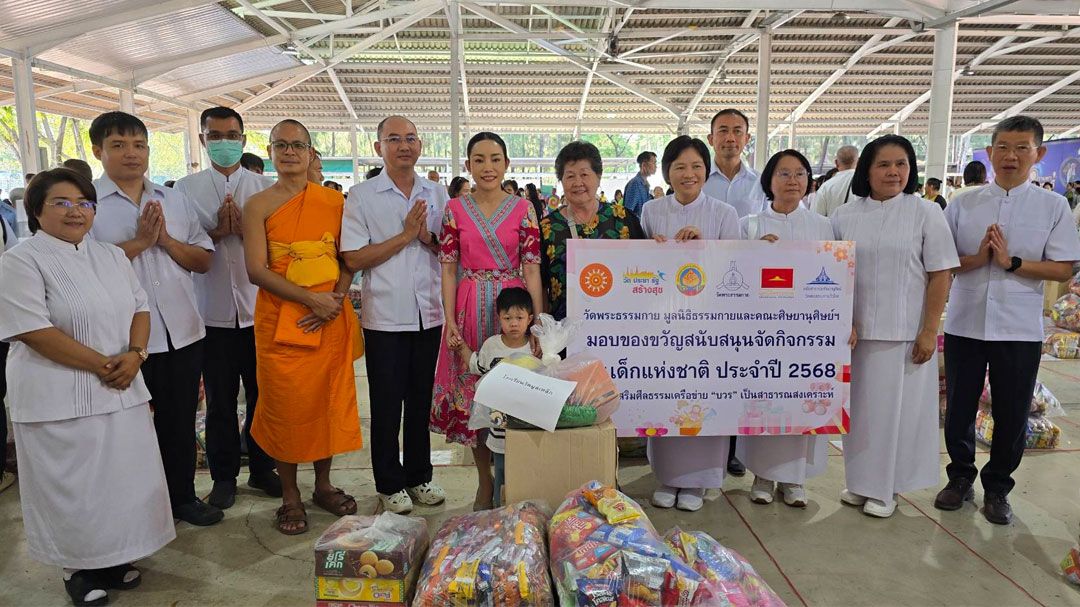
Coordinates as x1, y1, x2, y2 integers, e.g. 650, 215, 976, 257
315, 513, 428, 580
549, 481, 717, 607
664, 528, 785, 607
414, 501, 554, 606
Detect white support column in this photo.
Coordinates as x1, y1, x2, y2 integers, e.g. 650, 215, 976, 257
754, 31, 771, 171
925, 22, 958, 181
119, 89, 135, 114
349, 124, 360, 185
12, 57, 42, 174
186, 109, 202, 174
449, 5, 462, 180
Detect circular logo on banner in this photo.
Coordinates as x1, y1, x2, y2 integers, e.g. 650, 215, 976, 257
579, 263, 614, 297
676, 263, 706, 296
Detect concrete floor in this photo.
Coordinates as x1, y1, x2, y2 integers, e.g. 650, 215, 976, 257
2, 359, 1080, 606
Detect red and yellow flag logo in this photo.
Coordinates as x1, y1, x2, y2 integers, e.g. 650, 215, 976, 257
760, 268, 794, 289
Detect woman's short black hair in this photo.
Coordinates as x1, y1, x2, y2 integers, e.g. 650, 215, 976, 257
25, 168, 97, 234
760, 149, 813, 201
850, 134, 920, 198
555, 141, 603, 181
467, 131, 508, 158
660, 136, 711, 185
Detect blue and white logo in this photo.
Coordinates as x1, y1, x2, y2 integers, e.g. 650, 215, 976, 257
807, 267, 838, 286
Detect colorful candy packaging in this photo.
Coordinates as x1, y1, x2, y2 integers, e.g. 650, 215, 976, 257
664, 528, 786, 607
1043, 324, 1080, 359
1052, 293, 1080, 331
548, 482, 717, 607
414, 502, 553, 606
1062, 544, 1080, 585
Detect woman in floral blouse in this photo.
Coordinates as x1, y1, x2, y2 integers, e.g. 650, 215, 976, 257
541, 141, 645, 320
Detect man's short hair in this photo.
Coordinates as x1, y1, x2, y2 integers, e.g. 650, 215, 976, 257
991, 115, 1044, 146
376, 115, 417, 140
270, 119, 311, 144
365, 166, 383, 180
89, 111, 148, 146
709, 108, 750, 132
636, 151, 656, 165
836, 145, 859, 166
200, 106, 244, 132
496, 287, 533, 315
61, 158, 94, 181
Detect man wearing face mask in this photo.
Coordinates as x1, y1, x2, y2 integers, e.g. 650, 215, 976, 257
174, 107, 280, 510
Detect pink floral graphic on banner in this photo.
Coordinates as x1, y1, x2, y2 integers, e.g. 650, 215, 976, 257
636, 423, 669, 438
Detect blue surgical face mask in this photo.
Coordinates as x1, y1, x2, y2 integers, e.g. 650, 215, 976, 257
207, 140, 244, 168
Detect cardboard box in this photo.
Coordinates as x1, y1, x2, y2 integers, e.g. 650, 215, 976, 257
1045, 280, 1071, 315
504, 420, 617, 510
314, 567, 419, 604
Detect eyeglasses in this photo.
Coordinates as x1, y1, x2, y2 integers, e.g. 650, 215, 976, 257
776, 170, 809, 180
205, 132, 244, 141
992, 143, 1034, 154
381, 135, 420, 146
45, 199, 96, 212
270, 140, 311, 152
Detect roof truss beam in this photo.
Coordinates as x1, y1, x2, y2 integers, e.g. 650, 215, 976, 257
964, 67, 1080, 136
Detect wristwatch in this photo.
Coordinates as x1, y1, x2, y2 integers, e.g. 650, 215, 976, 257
129, 346, 149, 362
1006, 256, 1022, 273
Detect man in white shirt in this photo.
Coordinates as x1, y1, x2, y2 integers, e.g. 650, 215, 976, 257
702, 109, 767, 219
174, 107, 280, 510
342, 115, 448, 514
948, 160, 989, 202
814, 145, 859, 217
87, 112, 222, 527
937, 115, 1080, 525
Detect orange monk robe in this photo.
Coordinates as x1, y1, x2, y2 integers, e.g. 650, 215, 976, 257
250, 184, 363, 464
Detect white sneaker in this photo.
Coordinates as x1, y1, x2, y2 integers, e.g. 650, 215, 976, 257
779, 483, 807, 508
840, 488, 867, 507
379, 490, 413, 514
676, 488, 705, 512
406, 482, 446, 506
863, 497, 897, 518
651, 485, 678, 509
750, 477, 775, 505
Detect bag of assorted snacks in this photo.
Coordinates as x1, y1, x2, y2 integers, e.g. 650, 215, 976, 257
1043, 324, 1080, 359
664, 528, 785, 607
1052, 294, 1080, 331
548, 481, 717, 607
313, 513, 429, 605
414, 502, 553, 606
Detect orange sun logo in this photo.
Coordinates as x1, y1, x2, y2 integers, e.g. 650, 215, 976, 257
579, 263, 614, 297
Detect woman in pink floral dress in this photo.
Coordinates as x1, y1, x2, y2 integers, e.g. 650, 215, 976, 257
431, 132, 542, 509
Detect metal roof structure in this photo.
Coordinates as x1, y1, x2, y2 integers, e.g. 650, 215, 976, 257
1, 1, 1080, 174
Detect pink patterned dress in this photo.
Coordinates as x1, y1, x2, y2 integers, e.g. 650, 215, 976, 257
430, 194, 541, 446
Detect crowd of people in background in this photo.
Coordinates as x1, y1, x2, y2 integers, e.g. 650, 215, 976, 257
0, 105, 1079, 606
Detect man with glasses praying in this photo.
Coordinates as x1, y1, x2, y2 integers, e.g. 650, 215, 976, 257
936, 115, 1080, 524
87, 111, 222, 527
173, 107, 279, 511
242, 119, 362, 535
341, 115, 448, 514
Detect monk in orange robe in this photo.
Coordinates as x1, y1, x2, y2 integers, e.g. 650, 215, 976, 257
243, 119, 362, 534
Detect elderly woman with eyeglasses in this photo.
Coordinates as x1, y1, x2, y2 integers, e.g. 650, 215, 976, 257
738, 149, 836, 509
0, 169, 174, 606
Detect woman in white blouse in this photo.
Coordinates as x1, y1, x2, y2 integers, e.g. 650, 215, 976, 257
738, 149, 835, 508
831, 136, 959, 518
640, 135, 740, 512
0, 170, 174, 606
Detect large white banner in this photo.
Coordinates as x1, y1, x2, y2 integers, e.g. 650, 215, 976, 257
566, 239, 855, 437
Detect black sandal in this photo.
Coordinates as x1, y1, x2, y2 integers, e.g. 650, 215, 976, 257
63, 570, 109, 607
100, 563, 141, 590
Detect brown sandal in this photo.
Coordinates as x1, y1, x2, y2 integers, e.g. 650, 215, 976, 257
312, 487, 358, 516
275, 502, 308, 535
